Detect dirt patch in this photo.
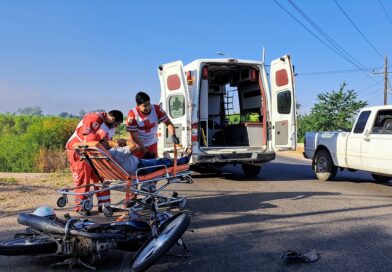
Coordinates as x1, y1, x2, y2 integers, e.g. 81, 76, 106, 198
0, 172, 72, 217
276, 143, 306, 160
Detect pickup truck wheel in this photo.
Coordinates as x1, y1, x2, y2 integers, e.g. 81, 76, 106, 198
242, 164, 262, 178
314, 150, 337, 181
371, 174, 391, 183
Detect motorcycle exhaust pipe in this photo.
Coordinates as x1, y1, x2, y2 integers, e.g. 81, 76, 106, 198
17, 213, 65, 235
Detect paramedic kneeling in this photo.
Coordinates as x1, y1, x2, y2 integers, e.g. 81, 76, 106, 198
66, 110, 123, 214
126, 91, 179, 158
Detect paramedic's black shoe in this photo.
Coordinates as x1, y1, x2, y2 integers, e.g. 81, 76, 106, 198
76, 210, 92, 217
98, 206, 103, 213
76, 209, 98, 216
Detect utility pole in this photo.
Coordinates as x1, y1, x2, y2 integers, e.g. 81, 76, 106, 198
372, 56, 390, 105
384, 56, 388, 105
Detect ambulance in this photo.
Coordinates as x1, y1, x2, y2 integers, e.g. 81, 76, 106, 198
157, 54, 296, 177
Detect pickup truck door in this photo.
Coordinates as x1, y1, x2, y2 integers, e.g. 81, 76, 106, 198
270, 55, 296, 150
361, 109, 392, 174
346, 110, 371, 169
157, 61, 190, 153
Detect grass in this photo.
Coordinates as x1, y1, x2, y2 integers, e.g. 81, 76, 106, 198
44, 172, 72, 188
0, 177, 18, 183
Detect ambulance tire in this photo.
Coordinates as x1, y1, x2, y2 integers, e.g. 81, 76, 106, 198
242, 164, 261, 178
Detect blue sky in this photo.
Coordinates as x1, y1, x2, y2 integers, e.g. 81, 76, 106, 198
0, 0, 391, 115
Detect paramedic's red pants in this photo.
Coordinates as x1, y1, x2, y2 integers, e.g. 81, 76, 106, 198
133, 143, 158, 159
67, 149, 110, 210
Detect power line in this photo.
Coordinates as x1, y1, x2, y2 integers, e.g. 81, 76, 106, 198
272, 0, 355, 64
334, 0, 384, 60
378, 0, 392, 26
274, 0, 382, 85
361, 82, 382, 93
297, 67, 382, 76
361, 89, 381, 99
287, 0, 367, 70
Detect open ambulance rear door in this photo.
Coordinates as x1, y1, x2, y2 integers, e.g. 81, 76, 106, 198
270, 55, 297, 151
158, 61, 190, 152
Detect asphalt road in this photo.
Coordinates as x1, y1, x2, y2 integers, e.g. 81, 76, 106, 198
1, 155, 392, 272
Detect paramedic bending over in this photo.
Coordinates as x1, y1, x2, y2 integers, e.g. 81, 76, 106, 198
66, 110, 123, 214
126, 91, 179, 158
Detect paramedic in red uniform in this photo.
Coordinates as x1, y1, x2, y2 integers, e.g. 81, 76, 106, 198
126, 91, 179, 158
66, 110, 123, 214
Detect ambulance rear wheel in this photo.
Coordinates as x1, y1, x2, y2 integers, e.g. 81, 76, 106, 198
242, 164, 261, 178
57, 196, 67, 208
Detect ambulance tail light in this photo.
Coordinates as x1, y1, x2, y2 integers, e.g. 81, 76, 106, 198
191, 122, 199, 142
202, 67, 208, 80
186, 71, 193, 85
251, 69, 257, 81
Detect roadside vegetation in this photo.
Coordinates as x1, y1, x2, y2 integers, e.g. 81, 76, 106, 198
0, 110, 127, 173
0, 113, 79, 172
297, 82, 367, 142
0, 83, 366, 172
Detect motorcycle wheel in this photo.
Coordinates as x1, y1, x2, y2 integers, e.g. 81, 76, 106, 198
131, 212, 191, 272
0, 236, 57, 256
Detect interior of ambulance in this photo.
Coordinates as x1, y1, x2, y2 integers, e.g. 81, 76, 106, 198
199, 63, 265, 148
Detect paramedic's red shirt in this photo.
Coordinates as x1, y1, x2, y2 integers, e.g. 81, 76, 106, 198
66, 112, 109, 149
126, 104, 170, 133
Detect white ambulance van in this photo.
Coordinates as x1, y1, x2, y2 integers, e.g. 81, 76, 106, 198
157, 55, 296, 177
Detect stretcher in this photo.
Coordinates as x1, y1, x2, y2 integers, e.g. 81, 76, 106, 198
57, 141, 193, 217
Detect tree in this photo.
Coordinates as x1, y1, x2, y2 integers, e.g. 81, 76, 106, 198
78, 109, 86, 117
297, 82, 367, 142
17, 106, 43, 116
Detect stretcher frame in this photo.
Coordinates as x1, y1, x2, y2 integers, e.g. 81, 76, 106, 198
57, 141, 193, 217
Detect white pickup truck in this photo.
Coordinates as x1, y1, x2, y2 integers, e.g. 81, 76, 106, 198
303, 105, 392, 182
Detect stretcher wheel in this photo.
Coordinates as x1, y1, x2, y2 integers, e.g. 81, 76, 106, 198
178, 199, 187, 210
83, 199, 93, 212
185, 176, 193, 184
56, 196, 67, 208
172, 191, 178, 197
103, 207, 113, 217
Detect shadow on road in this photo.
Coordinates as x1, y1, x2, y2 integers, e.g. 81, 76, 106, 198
186, 191, 347, 230
332, 170, 392, 187
157, 222, 392, 272
192, 162, 314, 182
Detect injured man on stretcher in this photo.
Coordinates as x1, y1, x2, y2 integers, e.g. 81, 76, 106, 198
109, 146, 190, 175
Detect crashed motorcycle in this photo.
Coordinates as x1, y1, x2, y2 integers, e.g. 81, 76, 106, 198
0, 197, 191, 272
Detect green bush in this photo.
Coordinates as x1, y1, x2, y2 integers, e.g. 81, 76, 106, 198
0, 114, 79, 172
